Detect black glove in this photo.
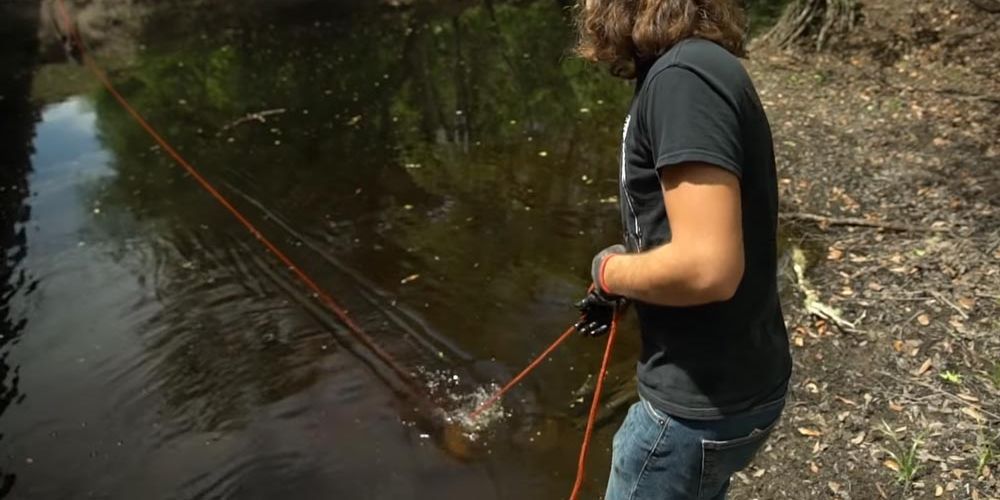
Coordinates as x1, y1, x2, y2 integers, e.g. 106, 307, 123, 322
574, 245, 627, 337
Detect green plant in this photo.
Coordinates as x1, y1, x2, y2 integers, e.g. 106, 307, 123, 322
989, 363, 1000, 390
977, 429, 998, 478
880, 421, 924, 491
939, 370, 963, 385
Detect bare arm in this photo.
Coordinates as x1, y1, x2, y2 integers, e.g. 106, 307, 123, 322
603, 163, 744, 306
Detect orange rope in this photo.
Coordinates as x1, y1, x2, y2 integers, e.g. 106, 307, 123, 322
53, 0, 420, 394
57, 3, 624, 496
469, 311, 622, 500
468, 325, 576, 421
569, 309, 621, 500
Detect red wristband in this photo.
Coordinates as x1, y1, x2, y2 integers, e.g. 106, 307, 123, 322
598, 254, 617, 296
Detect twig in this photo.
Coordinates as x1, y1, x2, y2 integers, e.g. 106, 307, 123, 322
879, 371, 1000, 421
790, 246, 863, 333
874, 482, 888, 499
929, 290, 970, 320
217, 108, 287, 136
780, 212, 952, 233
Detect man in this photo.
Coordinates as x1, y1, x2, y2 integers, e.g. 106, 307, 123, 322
572, 1, 792, 498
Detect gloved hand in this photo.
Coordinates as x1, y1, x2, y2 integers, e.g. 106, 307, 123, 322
574, 244, 627, 337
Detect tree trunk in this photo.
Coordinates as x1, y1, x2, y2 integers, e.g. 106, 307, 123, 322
760, 0, 860, 51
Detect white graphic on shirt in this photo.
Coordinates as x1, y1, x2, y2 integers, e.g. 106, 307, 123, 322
620, 114, 642, 248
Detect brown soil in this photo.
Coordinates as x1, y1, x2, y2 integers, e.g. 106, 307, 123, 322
728, 0, 1000, 498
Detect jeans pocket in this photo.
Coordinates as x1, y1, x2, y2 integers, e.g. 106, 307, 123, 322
698, 416, 779, 499
606, 402, 671, 500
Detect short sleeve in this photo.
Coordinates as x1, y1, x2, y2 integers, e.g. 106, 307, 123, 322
642, 67, 743, 178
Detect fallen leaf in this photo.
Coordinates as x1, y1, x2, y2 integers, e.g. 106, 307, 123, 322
812, 440, 826, 454
935, 484, 943, 497
850, 431, 865, 445
835, 396, 857, 406
914, 358, 933, 376
809, 461, 820, 474
867, 281, 884, 291
961, 407, 985, 421
917, 313, 931, 326
815, 321, 827, 336
892, 340, 905, 353
884, 459, 900, 472
957, 297, 976, 310
889, 401, 904, 412
827, 247, 844, 260
798, 427, 823, 437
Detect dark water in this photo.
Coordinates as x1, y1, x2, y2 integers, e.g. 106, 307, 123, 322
1, 1, 644, 498
1, 1, 790, 498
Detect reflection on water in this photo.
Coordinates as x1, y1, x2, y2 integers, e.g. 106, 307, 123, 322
1, 1, 660, 498
1, 3, 42, 496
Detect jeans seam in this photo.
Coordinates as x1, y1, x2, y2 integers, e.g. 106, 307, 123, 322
696, 438, 707, 499
641, 398, 666, 423
626, 414, 670, 500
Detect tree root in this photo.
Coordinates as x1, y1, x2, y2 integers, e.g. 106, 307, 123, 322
760, 0, 861, 51
780, 212, 953, 233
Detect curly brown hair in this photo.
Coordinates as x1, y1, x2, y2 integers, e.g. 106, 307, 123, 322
575, 0, 747, 78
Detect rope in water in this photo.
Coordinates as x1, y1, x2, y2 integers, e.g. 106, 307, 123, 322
52, 0, 422, 397
468, 310, 621, 500
56, 2, 622, 497
467, 325, 576, 422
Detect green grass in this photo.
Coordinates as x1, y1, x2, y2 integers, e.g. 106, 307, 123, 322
939, 370, 963, 385
977, 429, 998, 477
880, 421, 925, 491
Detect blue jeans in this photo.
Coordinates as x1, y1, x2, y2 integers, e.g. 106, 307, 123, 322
605, 397, 783, 500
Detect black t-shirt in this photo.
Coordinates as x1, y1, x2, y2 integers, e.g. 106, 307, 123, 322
619, 38, 791, 420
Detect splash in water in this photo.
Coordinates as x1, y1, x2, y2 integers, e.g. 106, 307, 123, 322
417, 367, 508, 443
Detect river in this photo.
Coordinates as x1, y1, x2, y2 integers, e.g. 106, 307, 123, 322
1, 1, 647, 498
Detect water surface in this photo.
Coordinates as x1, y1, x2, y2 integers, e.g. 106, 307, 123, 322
1, 1, 653, 498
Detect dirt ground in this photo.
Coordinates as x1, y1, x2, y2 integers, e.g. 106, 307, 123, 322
727, 0, 1000, 498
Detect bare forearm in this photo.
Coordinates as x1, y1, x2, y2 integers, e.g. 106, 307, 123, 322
602, 242, 742, 307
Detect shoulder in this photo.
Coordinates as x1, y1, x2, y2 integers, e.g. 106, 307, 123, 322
642, 38, 751, 108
